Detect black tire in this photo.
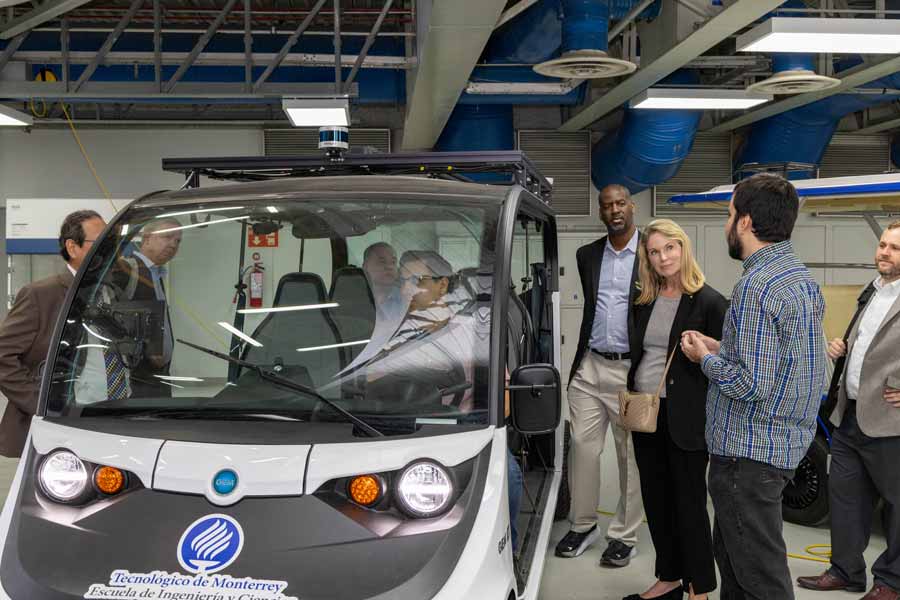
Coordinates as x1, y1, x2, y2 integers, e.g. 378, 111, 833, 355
555, 423, 571, 521
783, 434, 830, 526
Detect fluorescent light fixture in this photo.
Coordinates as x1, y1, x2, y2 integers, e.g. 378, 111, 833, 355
631, 88, 772, 110
737, 17, 900, 54
297, 339, 370, 353
266, 206, 279, 213
0, 104, 33, 127
217, 321, 263, 347
282, 96, 350, 127
158, 206, 245, 219
154, 215, 249, 234
238, 302, 338, 315
154, 375, 205, 382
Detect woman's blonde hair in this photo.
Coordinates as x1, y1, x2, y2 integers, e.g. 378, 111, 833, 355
636, 218, 705, 305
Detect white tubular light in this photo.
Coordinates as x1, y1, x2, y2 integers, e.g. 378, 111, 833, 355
39, 451, 89, 502
395, 461, 454, 518
631, 88, 771, 110
737, 17, 900, 54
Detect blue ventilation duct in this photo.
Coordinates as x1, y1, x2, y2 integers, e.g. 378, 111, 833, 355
590, 70, 702, 194
435, 104, 514, 182
463, 0, 658, 105
739, 67, 900, 178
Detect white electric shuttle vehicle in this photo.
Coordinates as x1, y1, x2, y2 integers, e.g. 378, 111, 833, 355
0, 152, 566, 600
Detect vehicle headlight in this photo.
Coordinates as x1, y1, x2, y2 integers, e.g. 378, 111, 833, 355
395, 461, 454, 518
39, 450, 89, 503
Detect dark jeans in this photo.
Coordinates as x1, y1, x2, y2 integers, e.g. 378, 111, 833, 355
708, 455, 795, 600
828, 406, 900, 592
632, 401, 717, 594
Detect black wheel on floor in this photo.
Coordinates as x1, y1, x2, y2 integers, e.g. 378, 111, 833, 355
783, 434, 830, 526
555, 423, 571, 521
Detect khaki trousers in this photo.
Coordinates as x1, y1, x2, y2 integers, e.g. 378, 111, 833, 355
567, 351, 643, 544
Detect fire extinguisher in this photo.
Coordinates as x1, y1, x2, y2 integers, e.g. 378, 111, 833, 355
249, 261, 265, 308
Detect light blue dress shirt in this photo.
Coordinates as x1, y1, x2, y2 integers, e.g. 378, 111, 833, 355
589, 230, 638, 354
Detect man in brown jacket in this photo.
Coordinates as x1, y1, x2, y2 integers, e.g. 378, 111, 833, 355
0, 210, 107, 457
798, 220, 900, 600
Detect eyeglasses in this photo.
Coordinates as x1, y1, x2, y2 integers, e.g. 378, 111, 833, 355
399, 274, 441, 286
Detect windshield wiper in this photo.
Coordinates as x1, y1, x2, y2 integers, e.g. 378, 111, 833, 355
115, 408, 304, 422
176, 338, 383, 437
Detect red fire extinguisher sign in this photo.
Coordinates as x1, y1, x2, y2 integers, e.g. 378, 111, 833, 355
249, 227, 279, 248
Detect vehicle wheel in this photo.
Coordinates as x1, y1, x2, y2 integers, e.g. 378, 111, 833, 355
555, 423, 571, 521
783, 434, 830, 526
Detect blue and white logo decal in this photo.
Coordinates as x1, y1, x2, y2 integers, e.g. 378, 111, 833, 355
212, 469, 238, 495
177, 514, 244, 574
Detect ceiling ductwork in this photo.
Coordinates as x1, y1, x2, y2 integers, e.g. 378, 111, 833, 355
747, 53, 840, 95
745, 1, 838, 96
533, 0, 637, 80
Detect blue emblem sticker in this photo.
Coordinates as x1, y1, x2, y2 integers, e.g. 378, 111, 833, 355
212, 469, 238, 495
177, 514, 244, 574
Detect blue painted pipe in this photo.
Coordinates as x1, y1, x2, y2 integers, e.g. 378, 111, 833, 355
590, 70, 702, 193
561, 0, 610, 53
435, 104, 514, 181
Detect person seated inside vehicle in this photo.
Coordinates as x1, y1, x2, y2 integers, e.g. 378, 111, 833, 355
349, 250, 481, 413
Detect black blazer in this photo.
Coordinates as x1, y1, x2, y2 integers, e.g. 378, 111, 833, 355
569, 233, 642, 384
627, 284, 728, 451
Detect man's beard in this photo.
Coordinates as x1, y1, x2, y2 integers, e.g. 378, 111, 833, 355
877, 260, 900, 280
727, 221, 743, 261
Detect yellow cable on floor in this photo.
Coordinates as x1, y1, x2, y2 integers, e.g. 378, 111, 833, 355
788, 544, 832, 564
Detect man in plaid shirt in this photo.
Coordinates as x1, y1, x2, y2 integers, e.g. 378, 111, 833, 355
682, 173, 826, 600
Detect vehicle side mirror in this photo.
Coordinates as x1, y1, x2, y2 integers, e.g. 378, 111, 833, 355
508, 363, 561, 435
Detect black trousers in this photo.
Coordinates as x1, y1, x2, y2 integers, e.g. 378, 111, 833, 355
708, 455, 795, 600
828, 405, 900, 592
632, 400, 717, 594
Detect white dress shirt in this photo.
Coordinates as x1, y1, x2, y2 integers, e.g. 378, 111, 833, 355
846, 276, 900, 399
589, 229, 638, 353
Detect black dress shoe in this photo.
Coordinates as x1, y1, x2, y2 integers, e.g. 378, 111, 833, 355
622, 585, 684, 600
554, 524, 600, 558
601, 538, 637, 567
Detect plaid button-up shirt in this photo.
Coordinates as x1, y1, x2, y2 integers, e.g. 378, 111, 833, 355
702, 241, 826, 470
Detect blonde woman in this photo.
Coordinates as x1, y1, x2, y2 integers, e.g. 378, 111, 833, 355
623, 219, 727, 600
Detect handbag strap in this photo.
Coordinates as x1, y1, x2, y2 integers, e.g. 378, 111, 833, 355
654, 346, 679, 399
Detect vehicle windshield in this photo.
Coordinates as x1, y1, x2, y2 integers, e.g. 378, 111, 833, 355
45, 191, 501, 436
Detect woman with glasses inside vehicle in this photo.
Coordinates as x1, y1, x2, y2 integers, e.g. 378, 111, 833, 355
624, 219, 727, 600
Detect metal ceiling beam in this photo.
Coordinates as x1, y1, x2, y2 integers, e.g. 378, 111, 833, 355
11, 50, 410, 68
0, 31, 26, 72
854, 114, 900, 134
495, 0, 539, 29
333, 0, 341, 94
345, 0, 393, 88
558, 0, 787, 132
72, 0, 143, 93
707, 55, 900, 133
0, 80, 358, 100
401, 0, 507, 150
0, 0, 92, 39
164, 0, 238, 92
253, 0, 327, 92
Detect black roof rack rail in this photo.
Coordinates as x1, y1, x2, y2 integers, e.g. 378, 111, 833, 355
161, 150, 552, 202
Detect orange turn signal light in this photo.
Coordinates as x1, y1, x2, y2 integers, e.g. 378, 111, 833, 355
94, 466, 125, 495
348, 474, 383, 507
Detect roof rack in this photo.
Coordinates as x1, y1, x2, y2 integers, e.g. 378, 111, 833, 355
161, 150, 553, 202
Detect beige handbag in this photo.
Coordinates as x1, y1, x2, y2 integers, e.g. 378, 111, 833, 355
618, 347, 678, 433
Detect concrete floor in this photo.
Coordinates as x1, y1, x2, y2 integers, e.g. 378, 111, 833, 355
0, 396, 887, 600
537, 435, 888, 600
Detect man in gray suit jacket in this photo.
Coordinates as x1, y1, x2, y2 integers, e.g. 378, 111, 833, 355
0, 210, 106, 457
798, 220, 900, 600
